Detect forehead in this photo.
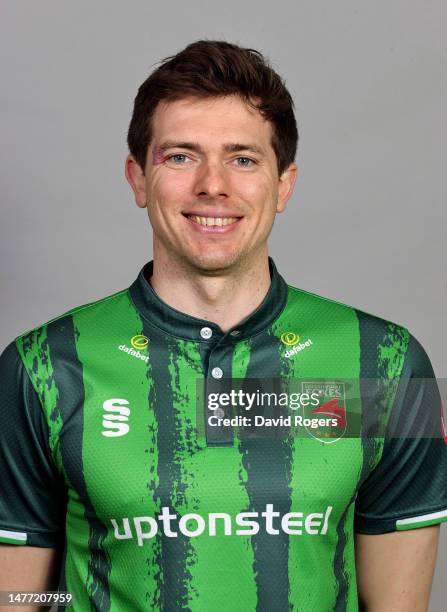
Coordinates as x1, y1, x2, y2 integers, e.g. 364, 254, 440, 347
151, 95, 273, 145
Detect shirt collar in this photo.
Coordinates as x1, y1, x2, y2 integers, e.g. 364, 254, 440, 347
128, 257, 288, 343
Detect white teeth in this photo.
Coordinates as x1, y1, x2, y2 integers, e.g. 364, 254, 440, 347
188, 215, 238, 227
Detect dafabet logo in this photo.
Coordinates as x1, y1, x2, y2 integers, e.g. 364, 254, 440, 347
280, 332, 300, 346
118, 335, 150, 363
280, 331, 313, 359
131, 335, 149, 350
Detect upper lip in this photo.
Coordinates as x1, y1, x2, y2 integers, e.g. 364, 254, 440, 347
183, 212, 243, 218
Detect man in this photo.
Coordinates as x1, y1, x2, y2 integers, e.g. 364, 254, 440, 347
0, 39, 446, 611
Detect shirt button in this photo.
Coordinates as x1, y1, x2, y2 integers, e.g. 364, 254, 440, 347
230, 330, 240, 337
211, 367, 223, 379
200, 326, 213, 340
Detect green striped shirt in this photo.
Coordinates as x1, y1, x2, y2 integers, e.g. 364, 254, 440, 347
1, 257, 446, 611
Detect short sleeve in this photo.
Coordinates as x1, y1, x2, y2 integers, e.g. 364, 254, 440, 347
0, 340, 67, 547
354, 333, 447, 534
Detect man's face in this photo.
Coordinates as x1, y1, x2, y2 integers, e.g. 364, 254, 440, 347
126, 94, 297, 273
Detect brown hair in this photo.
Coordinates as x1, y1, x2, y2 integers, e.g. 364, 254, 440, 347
127, 39, 298, 176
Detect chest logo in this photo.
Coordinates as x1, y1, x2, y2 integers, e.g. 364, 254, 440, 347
118, 334, 150, 364
102, 398, 130, 437
280, 332, 299, 346
131, 335, 149, 349
280, 331, 313, 358
301, 382, 347, 444
440, 403, 447, 446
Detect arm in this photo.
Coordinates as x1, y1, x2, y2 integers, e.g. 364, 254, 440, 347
0, 341, 66, 609
354, 334, 447, 610
355, 526, 440, 612
0, 544, 61, 611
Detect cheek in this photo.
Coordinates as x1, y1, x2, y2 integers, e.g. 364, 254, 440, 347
235, 170, 272, 198
147, 173, 186, 213
238, 180, 275, 217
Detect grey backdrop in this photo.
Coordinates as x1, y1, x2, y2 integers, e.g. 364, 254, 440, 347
1, 1, 445, 609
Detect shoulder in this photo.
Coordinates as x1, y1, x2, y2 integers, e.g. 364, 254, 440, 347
15, 288, 129, 345
285, 281, 409, 332
284, 282, 431, 373
5, 287, 129, 377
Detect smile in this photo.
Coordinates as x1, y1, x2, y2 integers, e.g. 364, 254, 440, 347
187, 215, 240, 227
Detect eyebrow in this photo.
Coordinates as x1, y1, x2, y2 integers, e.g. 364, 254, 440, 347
157, 140, 266, 157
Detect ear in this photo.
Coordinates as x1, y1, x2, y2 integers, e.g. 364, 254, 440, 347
276, 162, 298, 213
125, 154, 147, 209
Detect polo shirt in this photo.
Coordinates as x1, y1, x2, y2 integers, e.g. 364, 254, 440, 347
1, 257, 446, 611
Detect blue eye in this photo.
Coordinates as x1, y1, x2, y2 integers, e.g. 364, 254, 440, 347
236, 157, 254, 167
169, 154, 188, 164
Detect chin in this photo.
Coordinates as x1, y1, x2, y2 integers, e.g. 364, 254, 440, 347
184, 249, 243, 274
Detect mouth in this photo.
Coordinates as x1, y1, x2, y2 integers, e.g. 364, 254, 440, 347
184, 214, 241, 227
183, 213, 242, 234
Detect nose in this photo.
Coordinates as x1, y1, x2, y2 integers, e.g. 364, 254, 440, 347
193, 159, 230, 200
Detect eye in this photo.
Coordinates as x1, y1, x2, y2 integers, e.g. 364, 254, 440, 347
167, 154, 189, 164
235, 157, 255, 168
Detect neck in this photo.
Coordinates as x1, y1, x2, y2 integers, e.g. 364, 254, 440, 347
149, 249, 272, 333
